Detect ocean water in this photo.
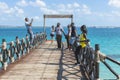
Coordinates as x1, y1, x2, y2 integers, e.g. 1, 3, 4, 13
0, 27, 120, 79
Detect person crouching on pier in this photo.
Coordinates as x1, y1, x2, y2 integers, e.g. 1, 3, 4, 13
75, 25, 89, 66
55, 23, 65, 49
25, 17, 34, 46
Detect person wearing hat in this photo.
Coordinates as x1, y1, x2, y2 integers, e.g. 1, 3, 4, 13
55, 23, 64, 49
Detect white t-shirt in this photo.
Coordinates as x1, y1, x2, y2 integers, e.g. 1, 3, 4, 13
51, 28, 55, 35
25, 22, 32, 31
68, 27, 71, 36
55, 26, 63, 35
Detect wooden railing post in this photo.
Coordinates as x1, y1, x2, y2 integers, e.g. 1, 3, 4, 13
1, 39, 8, 70
95, 44, 100, 80
26, 35, 30, 53
15, 36, 21, 59
9, 41, 15, 63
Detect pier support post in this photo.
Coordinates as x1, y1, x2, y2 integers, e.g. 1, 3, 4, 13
95, 44, 100, 80
71, 15, 73, 23
43, 15, 46, 33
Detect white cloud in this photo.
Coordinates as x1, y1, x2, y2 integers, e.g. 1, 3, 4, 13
41, 7, 59, 14
36, 0, 46, 7
33, 16, 40, 20
0, 2, 14, 14
0, 1, 24, 18
17, 0, 46, 8
108, 0, 120, 8
16, 0, 28, 7
73, 2, 80, 8
4, 8, 14, 14
94, 12, 113, 17
67, 4, 72, 9
18, 0, 91, 16
0, 2, 8, 9
14, 6, 24, 14
29, 0, 59, 14
112, 11, 120, 16
58, 4, 66, 9
56, 3, 91, 15
93, 11, 120, 18
57, 4, 73, 13
30, 0, 46, 8
82, 4, 91, 14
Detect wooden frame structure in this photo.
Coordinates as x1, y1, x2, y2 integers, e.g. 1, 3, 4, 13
43, 14, 73, 32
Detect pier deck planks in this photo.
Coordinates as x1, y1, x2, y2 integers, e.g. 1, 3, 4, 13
0, 41, 86, 80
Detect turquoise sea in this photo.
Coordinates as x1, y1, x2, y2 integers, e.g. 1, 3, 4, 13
0, 27, 120, 79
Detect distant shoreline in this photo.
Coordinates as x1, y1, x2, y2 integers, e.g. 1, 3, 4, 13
0, 26, 120, 28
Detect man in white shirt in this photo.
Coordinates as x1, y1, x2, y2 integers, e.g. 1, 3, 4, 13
55, 23, 64, 49
25, 17, 34, 45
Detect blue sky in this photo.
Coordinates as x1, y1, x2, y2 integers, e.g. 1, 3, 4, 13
0, 0, 120, 27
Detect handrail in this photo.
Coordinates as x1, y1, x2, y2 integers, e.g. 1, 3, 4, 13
72, 38, 120, 80
0, 32, 47, 70
99, 52, 120, 79
102, 60, 119, 79
106, 56, 120, 66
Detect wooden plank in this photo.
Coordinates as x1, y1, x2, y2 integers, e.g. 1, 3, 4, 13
44, 14, 73, 18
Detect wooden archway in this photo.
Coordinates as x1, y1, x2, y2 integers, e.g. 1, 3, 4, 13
43, 14, 73, 32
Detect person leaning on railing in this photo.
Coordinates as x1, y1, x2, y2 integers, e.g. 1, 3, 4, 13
74, 25, 89, 66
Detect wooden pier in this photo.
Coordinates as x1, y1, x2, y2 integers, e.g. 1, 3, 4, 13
0, 14, 120, 80
0, 41, 86, 80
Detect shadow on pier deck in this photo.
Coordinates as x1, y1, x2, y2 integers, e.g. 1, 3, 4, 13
0, 41, 87, 80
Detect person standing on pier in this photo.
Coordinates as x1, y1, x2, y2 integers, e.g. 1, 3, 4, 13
75, 25, 88, 66
69, 22, 77, 51
55, 23, 64, 49
25, 17, 34, 45
50, 25, 55, 43
66, 24, 71, 49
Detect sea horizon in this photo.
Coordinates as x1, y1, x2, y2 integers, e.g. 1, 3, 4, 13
1, 25, 120, 28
